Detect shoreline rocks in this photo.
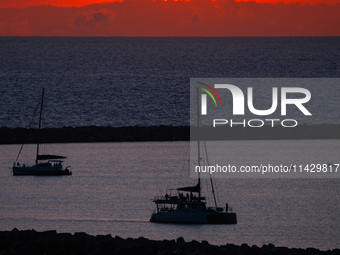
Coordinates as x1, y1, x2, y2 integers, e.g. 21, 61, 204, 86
0, 124, 340, 144
0, 229, 339, 255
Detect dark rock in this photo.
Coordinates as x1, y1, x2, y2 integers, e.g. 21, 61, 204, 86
137, 236, 149, 242
276, 247, 290, 255
74, 231, 88, 237
241, 243, 250, 249
190, 240, 200, 245
269, 247, 280, 254
58, 232, 72, 239
115, 235, 123, 240
2, 124, 340, 145
305, 247, 320, 255
96, 234, 112, 239
41, 230, 57, 236
173, 248, 184, 255
0, 126, 190, 144
201, 240, 209, 245
218, 246, 228, 253
268, 244, 276, 249
0, 230, 338, 255
176, 237, 185, 244
156, 249, 170, 255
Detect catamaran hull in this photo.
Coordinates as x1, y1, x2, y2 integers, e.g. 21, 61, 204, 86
150, 212, 237, 224
13, 167, 72, 176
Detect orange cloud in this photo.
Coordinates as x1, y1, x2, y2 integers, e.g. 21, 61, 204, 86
0, 0, 339, 36
0, 0, 337, 8
235, 0, 339, 5
0, 0, 123, 8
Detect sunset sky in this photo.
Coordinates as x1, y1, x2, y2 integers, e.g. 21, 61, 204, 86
0, 0, 339, 36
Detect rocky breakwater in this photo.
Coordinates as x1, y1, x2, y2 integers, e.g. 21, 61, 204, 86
0, 126, 189, 144
0, 229, 339, 255
1, 124, 340, 144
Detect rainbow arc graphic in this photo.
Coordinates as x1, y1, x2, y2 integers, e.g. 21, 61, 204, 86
198, 82, 222, 107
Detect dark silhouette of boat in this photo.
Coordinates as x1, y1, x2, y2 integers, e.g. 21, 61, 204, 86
150, 88, 236, 224
12, 89, 72, 176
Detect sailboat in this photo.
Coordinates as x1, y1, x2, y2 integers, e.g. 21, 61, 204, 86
150, 89, 237, 224
12, 89, 72, 176
149, 141, 237, 224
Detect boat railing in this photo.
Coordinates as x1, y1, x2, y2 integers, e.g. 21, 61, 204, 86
13, 162, 27, 168
153, 195, 179, 201
159, 207, 175, 212
153, 196, 165, 201
154, 193, 208, 203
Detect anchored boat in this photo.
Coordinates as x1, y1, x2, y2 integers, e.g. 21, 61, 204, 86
150, 176, 237, 224
150, 88, 236, 224
12, 89, 72, 176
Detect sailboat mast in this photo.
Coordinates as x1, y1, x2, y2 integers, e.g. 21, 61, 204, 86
204, 141, 218, 208
196, 87, 201, 199
36, 88, 44, 164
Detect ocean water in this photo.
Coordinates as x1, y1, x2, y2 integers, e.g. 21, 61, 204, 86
0, 37, 339, 250
0, 37, 340, 128
0, 141, 339, 250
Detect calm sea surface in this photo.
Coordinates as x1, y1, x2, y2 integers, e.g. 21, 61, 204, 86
0, 37, 340, 128
0, 141, 339, 250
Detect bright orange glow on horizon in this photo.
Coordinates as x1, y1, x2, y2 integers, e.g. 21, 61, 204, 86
0, 0, 123, 8
0, 0, 339, 36
0, 0, 338, 8
235, 0, 339, 5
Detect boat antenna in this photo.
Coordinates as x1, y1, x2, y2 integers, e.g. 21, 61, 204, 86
36, 88, 45, 164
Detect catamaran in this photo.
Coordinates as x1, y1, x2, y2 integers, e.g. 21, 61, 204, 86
150, 88, 237, 224
12, 89, 72, 176
149, 140, 237, 224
